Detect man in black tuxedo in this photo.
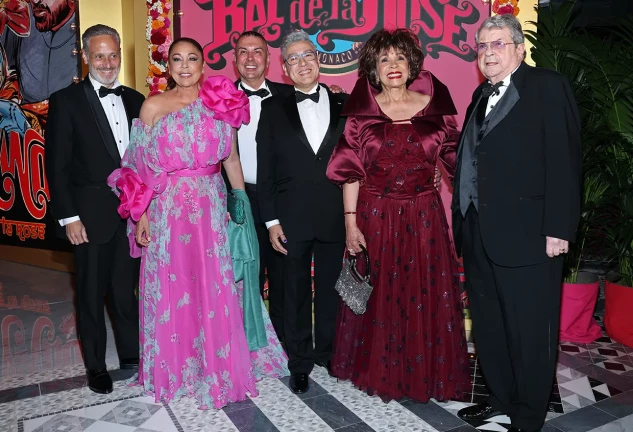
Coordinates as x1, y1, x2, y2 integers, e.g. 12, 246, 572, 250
257, 30, 347, 394
452, 15, 581, 432
45, 24, 144, 394
231, 30, 294, 343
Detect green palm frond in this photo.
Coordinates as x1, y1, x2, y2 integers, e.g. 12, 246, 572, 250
531, 1, 633, 283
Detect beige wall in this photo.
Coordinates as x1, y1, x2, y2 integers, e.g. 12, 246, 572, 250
78, 0, 144, 90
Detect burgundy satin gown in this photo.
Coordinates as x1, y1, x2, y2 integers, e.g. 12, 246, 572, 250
326, 72, 470, 403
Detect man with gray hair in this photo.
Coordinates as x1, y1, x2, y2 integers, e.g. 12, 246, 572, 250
256, 29, 347, 394
451, 14, 581, 432
46, 24, 145, 394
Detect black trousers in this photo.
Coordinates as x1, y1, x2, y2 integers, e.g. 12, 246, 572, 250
245, 184, 284, 341
462, 207, 563, 431
74, 220, 139, 371
283, 238, 344, 374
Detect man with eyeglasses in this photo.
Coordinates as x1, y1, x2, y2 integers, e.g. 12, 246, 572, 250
230, 31, 345, 346
256, 30, 348, 394
451, 15, 581, 432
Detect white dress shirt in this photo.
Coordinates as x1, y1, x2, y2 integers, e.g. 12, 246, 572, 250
59, 75, 130, 227
239, 81, 272, 185
485, 65, 520, 117
265, 83, 331, 229
297, 84, 330, 153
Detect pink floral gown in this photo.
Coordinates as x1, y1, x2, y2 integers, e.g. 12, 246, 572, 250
108, 76, 288, 409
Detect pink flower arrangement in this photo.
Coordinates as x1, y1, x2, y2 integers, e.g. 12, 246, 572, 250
492, 0, 520, 16
146, 0, 172, 95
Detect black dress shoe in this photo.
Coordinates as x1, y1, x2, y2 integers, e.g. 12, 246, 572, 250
119, 358, 139, 370
87, 369, 113, 394
457, 402, 503, 421
289, 373, 309, 394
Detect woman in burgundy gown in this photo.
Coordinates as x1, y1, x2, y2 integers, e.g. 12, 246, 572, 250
326, 29, 469, 403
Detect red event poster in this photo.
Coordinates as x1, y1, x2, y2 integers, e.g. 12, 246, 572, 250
174, 0, 489, 125
174, 0, 489, 224
0, 0, 80, 250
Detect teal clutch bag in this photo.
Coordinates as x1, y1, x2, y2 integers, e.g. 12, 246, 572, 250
227, 191, 246, 225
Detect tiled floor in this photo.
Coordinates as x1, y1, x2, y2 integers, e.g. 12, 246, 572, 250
1, 259, 633, 431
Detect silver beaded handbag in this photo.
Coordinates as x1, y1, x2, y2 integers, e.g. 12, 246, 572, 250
334, 245, 373, 315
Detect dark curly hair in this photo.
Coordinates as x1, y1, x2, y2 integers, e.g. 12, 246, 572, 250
358, 29, 424, 90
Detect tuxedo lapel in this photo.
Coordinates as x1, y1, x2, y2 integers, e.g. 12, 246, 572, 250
82, 79, 120, 164
480, 81, 520, 141
266, 79, 280, 96
456, 86, 485, 161
120, 87, 134, 133
316, 87, 343, 156
282, 93, 312, 153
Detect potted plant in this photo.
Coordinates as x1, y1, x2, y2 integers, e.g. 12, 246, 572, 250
604, 142, 633, 347
525, 1, 633, 343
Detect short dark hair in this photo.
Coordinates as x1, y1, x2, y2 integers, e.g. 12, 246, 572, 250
358, 29, 424, 90
166, 37, 204, 90
235, 31, 266, 47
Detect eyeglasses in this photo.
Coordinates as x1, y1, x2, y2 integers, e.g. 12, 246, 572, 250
284, 50, 317, 66
476, 40, 516, 53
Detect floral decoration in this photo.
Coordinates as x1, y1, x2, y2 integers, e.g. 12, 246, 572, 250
492, 0, 520, 16
146, 0, 172, 96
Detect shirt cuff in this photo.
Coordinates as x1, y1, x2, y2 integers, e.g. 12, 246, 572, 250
59, 216, 80, 227
265, 219, 280, 229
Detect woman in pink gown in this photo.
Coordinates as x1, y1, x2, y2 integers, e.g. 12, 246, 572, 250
108, 38, 288, 409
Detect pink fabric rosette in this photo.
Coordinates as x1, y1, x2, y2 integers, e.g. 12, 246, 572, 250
200, 76, 251, 127
107, 167, 153, 222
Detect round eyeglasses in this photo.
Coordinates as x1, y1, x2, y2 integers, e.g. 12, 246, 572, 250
476, 41, 516, 53
285, 51, 317, 66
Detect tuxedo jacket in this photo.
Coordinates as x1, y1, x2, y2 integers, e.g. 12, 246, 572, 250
451, 63, 582, 267
235, 78, 294, 99
256, 86, 348, 242
222, 78, 294, 188
45, 78, 145, 244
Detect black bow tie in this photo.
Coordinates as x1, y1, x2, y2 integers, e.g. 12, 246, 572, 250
481, 81, 503, 97
242, 86, 270, 98
99, 86, 123, 98
296, 91, 320, 104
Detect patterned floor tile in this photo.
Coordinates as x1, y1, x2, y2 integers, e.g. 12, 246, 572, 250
549, 405, 618, 432
19, 397, 182, 432
248, 377, 333, 432
560, 343, 589, 355
23, 413, 96, 432
310, 368, 433, 432
586, 413, 633, 432
596, 361, 633, 375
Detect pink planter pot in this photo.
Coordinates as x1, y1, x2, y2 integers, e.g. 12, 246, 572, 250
604, 281, 633, 348
559, 281, 602, 343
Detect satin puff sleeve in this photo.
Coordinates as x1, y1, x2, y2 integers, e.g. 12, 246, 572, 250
326, 116, 366, 186
436, 114, 460, 183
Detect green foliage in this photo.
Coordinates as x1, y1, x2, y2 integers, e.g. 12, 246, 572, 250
525, 1, 633, 285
